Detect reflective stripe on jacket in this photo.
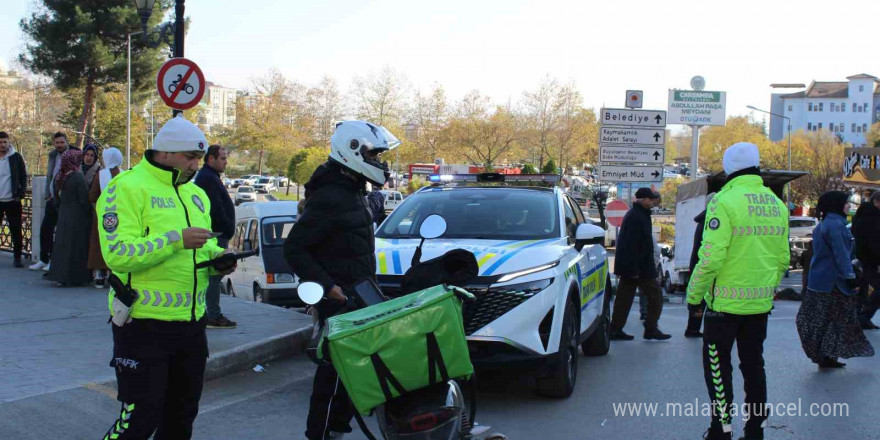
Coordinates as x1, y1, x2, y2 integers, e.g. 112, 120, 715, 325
686, 174, 790, 315
98, 155, 223, 321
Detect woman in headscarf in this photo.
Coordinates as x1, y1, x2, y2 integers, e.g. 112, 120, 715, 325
82, 144, 101, 189
87, 147, 125, 287
47, 149, 93, 286
796, 191, 874, 368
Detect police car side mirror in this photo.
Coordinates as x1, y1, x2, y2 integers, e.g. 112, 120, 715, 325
575, 223, 605, 251
298, 282, 324, 305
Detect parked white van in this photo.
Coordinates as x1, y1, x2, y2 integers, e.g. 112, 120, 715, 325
223, 201, 301, 306
379, 190, 403, 212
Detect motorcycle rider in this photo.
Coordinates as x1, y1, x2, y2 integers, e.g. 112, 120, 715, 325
283, 120, 400, 440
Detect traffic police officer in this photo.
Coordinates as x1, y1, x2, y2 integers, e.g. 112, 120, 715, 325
687, 142, 789, 440
99, 115, 234, 439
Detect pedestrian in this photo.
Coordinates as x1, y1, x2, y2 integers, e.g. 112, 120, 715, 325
610, 187, 670, 340
366, 183, 386, 227
685, 193, 715, 338
47, 149, 92, 286
87, 147, 124, 288
195, 144, 237, 329
0, 131, 28, 268
283, 120, 400, 440
98, 115, 234, 439
796, 191, 874, 368
29, 132, 69, 271
854, 191, 880, 329
686, 142, 790, 440
82, 144, 100, 189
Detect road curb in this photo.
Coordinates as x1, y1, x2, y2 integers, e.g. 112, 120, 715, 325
97, 324, 313, 388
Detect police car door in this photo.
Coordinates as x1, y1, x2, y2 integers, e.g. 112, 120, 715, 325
564, 196, 602, 334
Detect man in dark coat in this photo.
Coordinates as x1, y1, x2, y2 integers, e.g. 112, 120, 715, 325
284, 120, 398, 440
611, 188, 670, 340
195, 145, 237, 329
854, 191, 880, 329
0, 132, 28, 267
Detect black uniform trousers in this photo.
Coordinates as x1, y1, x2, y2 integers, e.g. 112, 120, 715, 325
702, 309, 769, 440
0, 200, 23, 259
38, 199, 58, 263
305, 363, 355, 440
103, 318, 208, 440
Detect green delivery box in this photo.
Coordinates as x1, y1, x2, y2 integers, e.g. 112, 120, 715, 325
323, 285, 474, 414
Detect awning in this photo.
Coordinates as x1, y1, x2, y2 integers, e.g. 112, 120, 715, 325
676, 170, 808, 203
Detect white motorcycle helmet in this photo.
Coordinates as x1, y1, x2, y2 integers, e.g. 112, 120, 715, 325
330, 121, 401, 186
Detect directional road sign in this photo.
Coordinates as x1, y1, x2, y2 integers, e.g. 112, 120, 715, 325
606, 199, 630, 228
600, 126, 665, 146
667, 90, 726, 126
157, 58, 206, 111
600, 108, 666, 128
600, 146, 665, 164
598, 165, 663, 183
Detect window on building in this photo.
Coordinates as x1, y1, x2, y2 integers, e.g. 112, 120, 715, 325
841, 104, 845, 113
864, 123, 868, 132
788, 104, 792, 112
853, 103, 857, 112
840, 121, 845, 132
852, 123, 857, 132
819, 103, 824, 111
860, 85, 864, 92
865, 103, 869, 112
807, 122, 812, 131
808, 103, 813, 112
818, 122, 823, 130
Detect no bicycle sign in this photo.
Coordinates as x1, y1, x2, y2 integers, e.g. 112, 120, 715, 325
156, 58, 206, 111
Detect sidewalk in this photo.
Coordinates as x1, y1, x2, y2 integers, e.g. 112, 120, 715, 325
0, 253, 313, 403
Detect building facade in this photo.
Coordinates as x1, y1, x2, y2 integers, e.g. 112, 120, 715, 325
199, 82, 238, 133
769, 74, 880, 146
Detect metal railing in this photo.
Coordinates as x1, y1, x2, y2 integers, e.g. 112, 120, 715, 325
0, 188, 33, 258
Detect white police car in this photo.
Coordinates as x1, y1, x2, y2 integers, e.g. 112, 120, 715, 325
374, 173, 612, 398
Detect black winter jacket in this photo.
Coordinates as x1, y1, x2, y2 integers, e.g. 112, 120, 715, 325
613, 202, 657, 279
195, 165, 236, 242
283, 161, 376, 318
4, 151, 27, 200
689, 210, 707, 274
852, 202, 880, 267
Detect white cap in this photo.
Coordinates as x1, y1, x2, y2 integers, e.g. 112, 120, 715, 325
722, 142, 760, 175
152, 115, 208, 153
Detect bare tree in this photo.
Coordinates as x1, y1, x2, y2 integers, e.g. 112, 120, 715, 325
306, 75, 343, 144
408, 83, 448, 163
520, 76, 562, 168
446, 91, 520, 169
350, 66, 410, 126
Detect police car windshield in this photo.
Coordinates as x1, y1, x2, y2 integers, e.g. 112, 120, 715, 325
376, 188, 559, 240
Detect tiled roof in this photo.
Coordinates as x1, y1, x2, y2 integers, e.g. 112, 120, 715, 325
780, 91, 805, 99
846, 73, 878, 80
805, 81, 848, 98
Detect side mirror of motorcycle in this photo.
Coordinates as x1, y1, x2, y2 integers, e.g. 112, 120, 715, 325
412, 214, 448, 267
298, 281, 324, 305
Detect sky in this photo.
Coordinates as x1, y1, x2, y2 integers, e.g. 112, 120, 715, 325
3, 0, 880, 133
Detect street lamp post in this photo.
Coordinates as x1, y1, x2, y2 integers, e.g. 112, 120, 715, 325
747, 105, 792, 205
126, 31, 143, 169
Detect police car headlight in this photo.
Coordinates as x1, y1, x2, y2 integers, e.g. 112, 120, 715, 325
493, 278, 554, 296
495, 260, 560, 283
267, 273, 295, 284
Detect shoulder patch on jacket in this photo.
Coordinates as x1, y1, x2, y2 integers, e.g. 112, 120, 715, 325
192, 194, 205, 213
708, 218, 720, 230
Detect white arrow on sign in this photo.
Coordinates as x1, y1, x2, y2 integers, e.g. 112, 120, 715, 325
600, 146, 665, 164
600, 126, 665, 145
599, 165, 664, 183
600, 108, 667, 127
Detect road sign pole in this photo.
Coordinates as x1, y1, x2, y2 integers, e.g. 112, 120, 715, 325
690, 125, 700, 181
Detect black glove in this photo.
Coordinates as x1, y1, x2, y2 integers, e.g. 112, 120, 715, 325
845, 277, 860, 292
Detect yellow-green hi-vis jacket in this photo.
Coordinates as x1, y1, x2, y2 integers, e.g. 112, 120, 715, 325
687, 174, 790, 315
98, 155, 223, 322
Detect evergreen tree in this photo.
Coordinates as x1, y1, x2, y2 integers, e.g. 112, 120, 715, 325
19, 0, 171, 146
541, 157, 557, 174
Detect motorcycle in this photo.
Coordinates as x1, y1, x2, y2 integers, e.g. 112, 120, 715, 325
298, 214, 507, 440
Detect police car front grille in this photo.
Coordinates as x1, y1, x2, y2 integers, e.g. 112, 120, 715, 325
462, 288, 536, 335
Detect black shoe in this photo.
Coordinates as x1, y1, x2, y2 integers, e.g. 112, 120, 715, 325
684, 330, 704, 338
639, 313, 647, 321
206, 315, 237, 329
644, 327, 672, 340
703, 428, 732, 440
860, 320, 880, 330
818, 357, 846, 368
610, 328, 635, 340
13, 258, 23, 268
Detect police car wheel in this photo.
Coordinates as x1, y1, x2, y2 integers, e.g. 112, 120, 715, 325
582, 274, 612, 356
535, 298, 578, 398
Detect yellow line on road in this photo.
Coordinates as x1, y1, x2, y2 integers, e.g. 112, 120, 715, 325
83, 382, 117, 399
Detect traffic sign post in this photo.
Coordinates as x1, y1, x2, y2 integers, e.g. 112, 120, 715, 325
599, 94, 667, 190
156, 58, 206, 111
606, 199, 630, 228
